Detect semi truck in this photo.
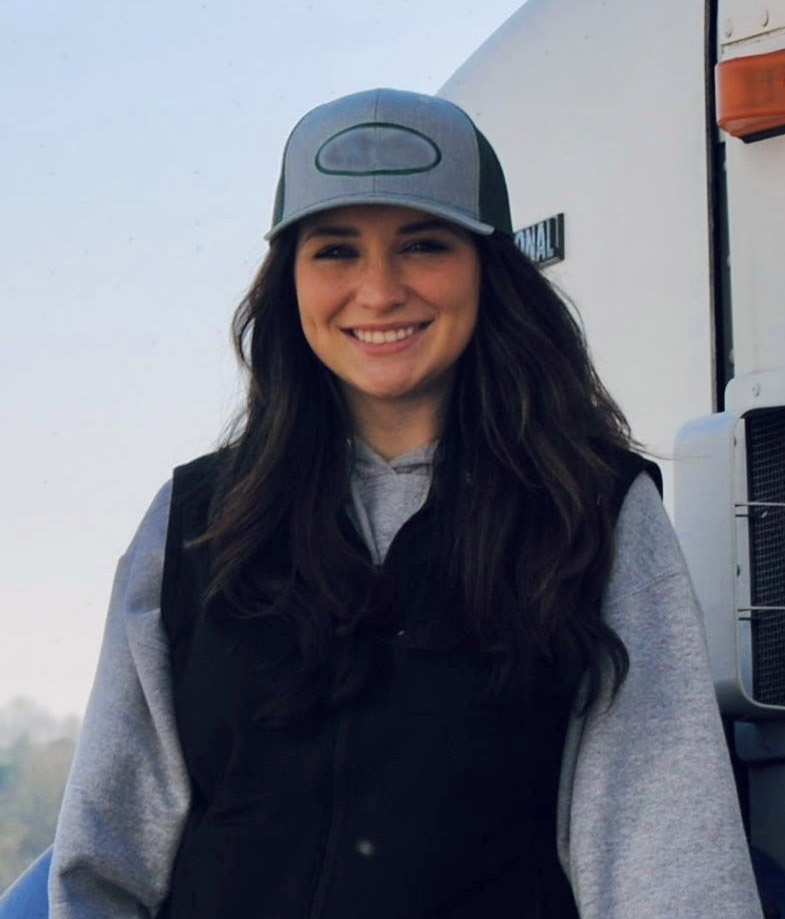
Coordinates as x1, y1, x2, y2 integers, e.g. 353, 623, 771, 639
441, 0, 785, 909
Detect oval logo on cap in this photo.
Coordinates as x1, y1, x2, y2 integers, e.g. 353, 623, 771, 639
316, 123, 442, 176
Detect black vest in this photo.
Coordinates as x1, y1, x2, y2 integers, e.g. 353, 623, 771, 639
157, 450, 660, 919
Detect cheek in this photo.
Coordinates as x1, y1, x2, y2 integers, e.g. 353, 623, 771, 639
296, 303, 326, 363
294, 273, 324, 337
449, 272, 481, 338
294, 285, 342, 371
294, 261, 343, 328
457, 304, 479, 353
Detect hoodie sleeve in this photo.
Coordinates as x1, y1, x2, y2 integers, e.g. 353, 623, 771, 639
49, 481, 190, 919
557, 474, 764, 919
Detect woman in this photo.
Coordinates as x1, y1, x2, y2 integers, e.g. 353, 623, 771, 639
48, 89, 763, 918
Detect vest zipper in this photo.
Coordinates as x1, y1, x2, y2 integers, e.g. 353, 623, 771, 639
308, 711, 351, 919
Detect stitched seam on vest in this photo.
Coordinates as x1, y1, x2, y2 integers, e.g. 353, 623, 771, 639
308, 712, 351, 919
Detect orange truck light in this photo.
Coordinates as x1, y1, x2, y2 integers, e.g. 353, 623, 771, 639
716, 48, 785, 139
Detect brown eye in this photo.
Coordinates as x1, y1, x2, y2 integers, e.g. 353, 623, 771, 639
313, 244, 357, 260
403, 238, 449, 254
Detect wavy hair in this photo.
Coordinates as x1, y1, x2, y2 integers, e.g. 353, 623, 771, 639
197, 228, 636, 723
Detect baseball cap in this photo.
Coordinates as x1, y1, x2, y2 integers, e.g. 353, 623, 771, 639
266, 88, 513, 240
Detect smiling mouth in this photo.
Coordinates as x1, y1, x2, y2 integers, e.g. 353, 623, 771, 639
350, 322, 430, 344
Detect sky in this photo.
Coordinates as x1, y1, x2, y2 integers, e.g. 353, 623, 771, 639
1, 0, 526, 718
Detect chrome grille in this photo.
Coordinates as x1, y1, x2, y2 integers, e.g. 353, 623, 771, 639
746, 409, 785, 706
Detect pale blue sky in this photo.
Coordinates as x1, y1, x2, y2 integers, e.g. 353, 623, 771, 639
1, 0, 525, 716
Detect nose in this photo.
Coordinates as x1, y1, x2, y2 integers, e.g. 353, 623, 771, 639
355, 256, 406, 312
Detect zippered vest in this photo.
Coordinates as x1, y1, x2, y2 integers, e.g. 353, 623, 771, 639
157, 449, 660, 919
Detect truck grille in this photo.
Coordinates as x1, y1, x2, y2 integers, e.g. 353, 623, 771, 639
747, 408, 785, 706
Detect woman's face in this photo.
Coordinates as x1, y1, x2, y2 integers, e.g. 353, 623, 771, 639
294, 204, 481, 421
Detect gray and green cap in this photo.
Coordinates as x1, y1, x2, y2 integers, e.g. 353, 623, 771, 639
266, 88, 513, 240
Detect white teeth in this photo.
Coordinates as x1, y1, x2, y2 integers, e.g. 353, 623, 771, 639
354, 325, 417, 344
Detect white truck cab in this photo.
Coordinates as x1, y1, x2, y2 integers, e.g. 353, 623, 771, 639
441, 0, 785, 898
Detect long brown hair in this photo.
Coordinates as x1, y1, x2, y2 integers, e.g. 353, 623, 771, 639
197, 228, 636, 721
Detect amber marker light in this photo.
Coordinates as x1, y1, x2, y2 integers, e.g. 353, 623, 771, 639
716, 48, 785, 140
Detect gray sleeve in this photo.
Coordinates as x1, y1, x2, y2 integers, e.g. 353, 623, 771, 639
49, 481, 191, 919
557, 474, 763, 919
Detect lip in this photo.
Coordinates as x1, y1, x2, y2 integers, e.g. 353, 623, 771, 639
344, 320, 431, 333
343, 320, 432, 352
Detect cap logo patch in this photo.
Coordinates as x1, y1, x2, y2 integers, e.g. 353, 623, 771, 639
315, 123, 442, 176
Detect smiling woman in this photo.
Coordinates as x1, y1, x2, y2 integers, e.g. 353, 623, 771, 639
45, 88, 763, 919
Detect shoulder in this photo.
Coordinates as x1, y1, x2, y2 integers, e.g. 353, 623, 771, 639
168, 448, 231, 530
120, 451, 227, 596
603, 446, 662, 516
172, 448, 229, 500
123, 479, 174, 568
605, 472, 693, 609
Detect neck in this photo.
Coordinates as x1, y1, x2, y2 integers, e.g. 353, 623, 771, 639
348, 395, 442, 460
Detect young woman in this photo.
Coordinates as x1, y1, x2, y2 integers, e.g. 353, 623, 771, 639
48, 89, 764, 918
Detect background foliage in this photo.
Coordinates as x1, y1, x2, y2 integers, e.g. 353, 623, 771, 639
0, 698, 79, 893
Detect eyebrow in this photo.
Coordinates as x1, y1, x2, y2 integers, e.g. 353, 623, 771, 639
300, 224, 358, 240
300, 217, 462, 242
397, 218, 459, 235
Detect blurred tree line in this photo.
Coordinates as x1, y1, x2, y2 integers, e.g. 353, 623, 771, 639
0, 698, 80, 893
